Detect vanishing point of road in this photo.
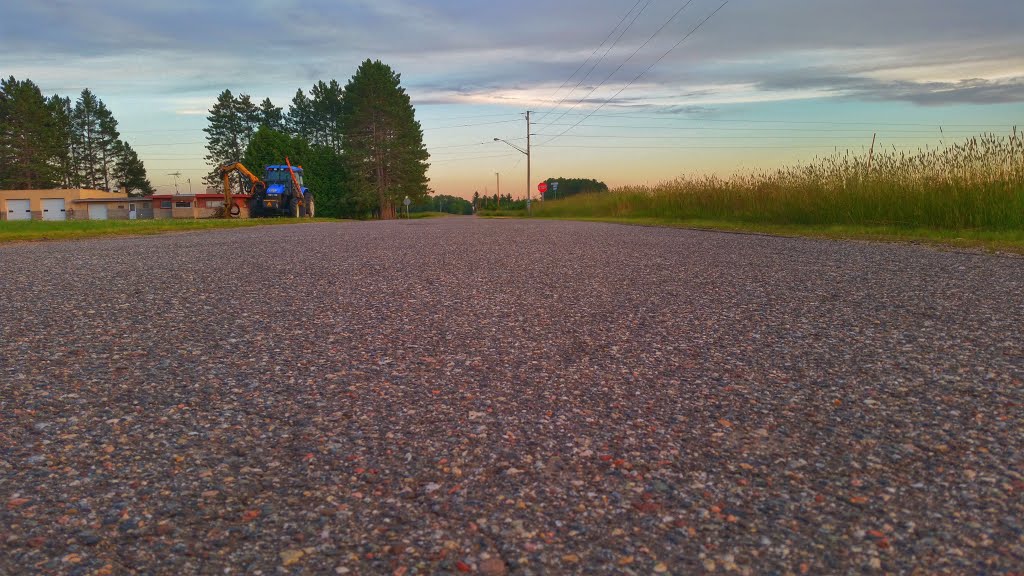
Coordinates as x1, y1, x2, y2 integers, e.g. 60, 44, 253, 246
1, 218, 1021, 574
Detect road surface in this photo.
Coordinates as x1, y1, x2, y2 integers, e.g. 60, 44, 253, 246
1, 218, 1022, 574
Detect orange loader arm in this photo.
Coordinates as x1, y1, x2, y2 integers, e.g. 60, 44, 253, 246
218, 162, 265, 218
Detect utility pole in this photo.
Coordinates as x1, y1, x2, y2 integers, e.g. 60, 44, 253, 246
493, 110, 532, 215
496, 172, 500, 199
526, 111, 532, 216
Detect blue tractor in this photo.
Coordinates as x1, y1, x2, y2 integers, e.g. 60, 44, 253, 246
247, 162, 315, 218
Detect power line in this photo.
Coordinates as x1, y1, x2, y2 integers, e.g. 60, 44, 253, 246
427, 137, 527, 151
422, 119, 522, 131
530, 133, 983, 140
541, 1, 730, 146
536, 143, 926, 150
531, 123, 994, 134
537, 112, 1020, 128
429, 152, 521, 165
534, 0, 645, 121
537, 0, 699, 136
534, 0, 652, 124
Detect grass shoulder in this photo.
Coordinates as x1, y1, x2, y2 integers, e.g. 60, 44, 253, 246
0, 218, 342, 244
528, 215, 1024, 254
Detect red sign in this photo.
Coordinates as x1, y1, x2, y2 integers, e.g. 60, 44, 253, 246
538, 182, 548, 194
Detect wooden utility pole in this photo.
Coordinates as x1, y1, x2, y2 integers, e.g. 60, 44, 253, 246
867, 132, 877, 175
526, 111, 532, 216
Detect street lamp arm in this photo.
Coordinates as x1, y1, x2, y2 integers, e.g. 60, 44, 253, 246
493, 138, 528, 156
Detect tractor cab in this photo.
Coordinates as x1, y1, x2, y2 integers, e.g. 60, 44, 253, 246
264, 165, 304, 195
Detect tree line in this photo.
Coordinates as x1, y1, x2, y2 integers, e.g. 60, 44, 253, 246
473, 192, 529, 212
204, 59, 430, 219
0, 76, 153, 194
542, 177, 609, 200
408, 194, 473, 215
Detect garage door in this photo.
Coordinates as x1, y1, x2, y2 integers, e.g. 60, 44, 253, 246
89, 203, 108, 220
6, 199, 31, 220
42, 198, 66, 221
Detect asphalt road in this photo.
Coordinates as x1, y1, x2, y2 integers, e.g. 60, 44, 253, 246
1, 218, 1022, 575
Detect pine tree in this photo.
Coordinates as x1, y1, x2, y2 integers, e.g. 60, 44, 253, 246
287, 89, 313, 138
204, 91, 280, 192
340, 60, 429, 219
72, 89, 105, 189
288, 80, 344, 153
112, 141, 154, 195
203, 90, 246, 189
47, 95, 77, 188
259, 98, 285, 132
236, 94, 261, 146
96, 103, 120, 191
0, 76, 61, 189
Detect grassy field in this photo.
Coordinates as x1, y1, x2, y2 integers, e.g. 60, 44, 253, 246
508, 132, 1024, 252
0, 218, 335, 244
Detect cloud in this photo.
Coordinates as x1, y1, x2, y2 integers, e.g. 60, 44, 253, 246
1, 0, 1021, 110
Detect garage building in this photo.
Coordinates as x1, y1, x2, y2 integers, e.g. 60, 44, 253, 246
0, 189, 151, 221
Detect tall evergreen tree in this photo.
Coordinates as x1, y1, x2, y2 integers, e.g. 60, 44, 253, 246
204, 90, 283, 191
96, 103, 120, 191
112, 141, 154, 195
287, 88, 314, 139
203, 90, 246, 189
72, 89, 110, 189
288, 80, 344, 153
47, 95, 77, 188
339, 60, 429, 219
259, 98, 285, 132
236, 93, 262, 145
0, 76, 61, 189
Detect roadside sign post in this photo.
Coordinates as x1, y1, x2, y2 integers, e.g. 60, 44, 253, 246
403, 196, 411, 219
538, 182, 547, 204
551, 181, 559, 200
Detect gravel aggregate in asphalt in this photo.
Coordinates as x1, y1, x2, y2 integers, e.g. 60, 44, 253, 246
1, 218, 1022, 575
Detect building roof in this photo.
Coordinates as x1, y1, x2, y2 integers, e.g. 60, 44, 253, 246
71, 198, 145, 203
147, 194, 252, 200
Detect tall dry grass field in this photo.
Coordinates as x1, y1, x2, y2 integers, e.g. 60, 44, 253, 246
535, 132, 1024, 231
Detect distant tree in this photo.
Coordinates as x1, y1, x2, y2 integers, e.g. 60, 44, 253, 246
96, 103, 120, 190
205, 91, 293, 192
204, 90, 248, 191
544, 177, 609, 199
72, 88, 120, 190
0, 76, 61, 189
340, 60, 429, 219
259, 97, 285, 132
409, 194, 472, 215
112, 141, 154, 195
287, 89, 314, 139
236, 94, 262, 143
472, 190, 480, 211
47, 94, 77, 188
288, 80, 344, 154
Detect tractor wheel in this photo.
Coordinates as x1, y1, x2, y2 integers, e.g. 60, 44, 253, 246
304, 193, 315, 218
249, 193, 263, 218
289, 197, 301, 218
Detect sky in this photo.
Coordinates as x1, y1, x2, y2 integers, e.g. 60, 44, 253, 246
2, 0, 1022, 199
